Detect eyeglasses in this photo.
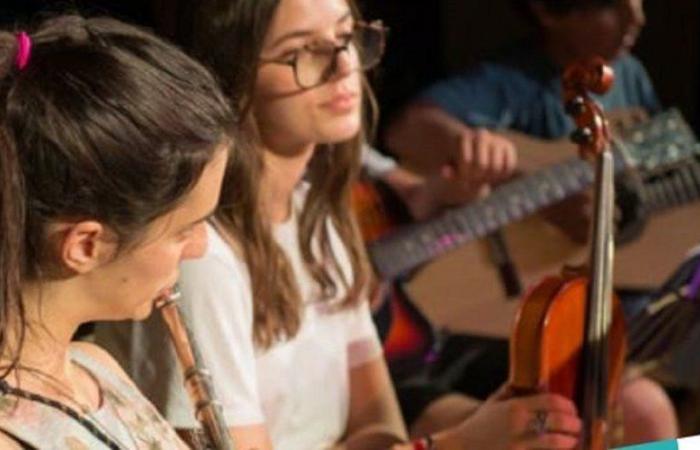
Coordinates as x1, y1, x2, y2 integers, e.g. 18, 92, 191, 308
260, 20, 387, 89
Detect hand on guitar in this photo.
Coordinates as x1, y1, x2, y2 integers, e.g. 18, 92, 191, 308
427, 128, 518, 209
444, 127, 518, 189
440, 386, 581, 450
384, 127, 518, 220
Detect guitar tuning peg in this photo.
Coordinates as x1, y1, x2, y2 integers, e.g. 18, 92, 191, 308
565, 96, 586, 116
570, 127, 593, 146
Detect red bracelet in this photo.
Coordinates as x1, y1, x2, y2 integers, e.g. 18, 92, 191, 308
412, 435, 435, 450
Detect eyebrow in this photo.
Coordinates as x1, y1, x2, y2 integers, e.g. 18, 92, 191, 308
269, 10, 353, 50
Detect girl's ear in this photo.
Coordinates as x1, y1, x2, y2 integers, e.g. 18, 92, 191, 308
53, 221, 116, 274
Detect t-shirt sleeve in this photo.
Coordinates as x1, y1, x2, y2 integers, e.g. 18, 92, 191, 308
361, 143, 398, 179
635, 61, 661, 114
175, 238, 264, 428
624, 55, 662, 114
417, 64, 516, 129
344, 299, 384, 368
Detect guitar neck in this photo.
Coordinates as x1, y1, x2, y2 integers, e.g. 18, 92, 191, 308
369, 151, 626, 280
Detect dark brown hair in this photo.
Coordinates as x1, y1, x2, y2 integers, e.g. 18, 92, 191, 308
193, 0, 372, 348
0, 15, 235, 371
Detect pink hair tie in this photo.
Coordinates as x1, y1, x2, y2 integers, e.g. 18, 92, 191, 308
15, 32, 32, 71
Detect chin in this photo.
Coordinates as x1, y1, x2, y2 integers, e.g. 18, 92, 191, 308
321, 118, 361, 143
130, 299, 157, 321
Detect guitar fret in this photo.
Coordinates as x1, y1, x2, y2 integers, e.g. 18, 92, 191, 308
541, 183, 558, 204
431, 217, 456, 251
478, 202, 500, 233
499, 188, 525, 221
398, 230, 429, 265
521, 176, 551, 208
558, 161, 587, 194
465, 206, 487, 238
447, 209, 475, 241
491, 195, 512, 226
430, 220, 457, 256
573, 160, 595, 183
542, 165, 569, 201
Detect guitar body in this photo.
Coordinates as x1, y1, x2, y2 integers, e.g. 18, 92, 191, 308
355, 110, 700, 371
352, 179, 438, 374
406, 201, 700, 338
372, 282, 436, 379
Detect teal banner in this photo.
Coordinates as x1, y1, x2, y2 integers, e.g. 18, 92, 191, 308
617, 435, 700, 449
616, 440, 678, 450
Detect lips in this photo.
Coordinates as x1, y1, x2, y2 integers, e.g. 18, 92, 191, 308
320, 91, 359, 112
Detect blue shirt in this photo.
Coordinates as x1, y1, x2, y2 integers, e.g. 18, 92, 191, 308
420, 43, 660, 139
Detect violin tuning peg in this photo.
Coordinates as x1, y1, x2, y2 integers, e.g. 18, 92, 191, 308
570, 127, 593, 146
565, 96, 586, 116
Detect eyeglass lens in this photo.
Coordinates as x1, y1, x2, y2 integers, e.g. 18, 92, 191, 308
294, 24, 385, 88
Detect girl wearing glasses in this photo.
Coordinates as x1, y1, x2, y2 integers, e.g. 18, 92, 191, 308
0, 15, 234, 449
98, 0, 578, 449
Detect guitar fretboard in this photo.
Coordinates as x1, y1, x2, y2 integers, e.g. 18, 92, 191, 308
368, 154, 620, 280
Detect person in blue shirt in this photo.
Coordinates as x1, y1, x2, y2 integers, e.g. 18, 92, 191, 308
386, 0, 659, 243
384, 0, 679, 445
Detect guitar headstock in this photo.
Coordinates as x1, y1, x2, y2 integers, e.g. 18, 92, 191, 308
617, 108, 700, 174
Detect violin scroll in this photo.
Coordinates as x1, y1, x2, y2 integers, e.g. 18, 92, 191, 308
563, 58, 615, 158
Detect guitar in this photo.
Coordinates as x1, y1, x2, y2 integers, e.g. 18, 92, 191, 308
368, 109, 699, 281
355, 109, 700, 376
365, 163, 700, 379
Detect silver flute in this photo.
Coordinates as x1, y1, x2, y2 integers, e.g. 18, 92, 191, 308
155, 287, 236, 450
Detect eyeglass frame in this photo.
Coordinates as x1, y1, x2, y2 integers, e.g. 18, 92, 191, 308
258, 20, 388, 89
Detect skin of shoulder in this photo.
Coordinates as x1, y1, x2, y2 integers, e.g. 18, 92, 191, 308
69, 341, 139, 390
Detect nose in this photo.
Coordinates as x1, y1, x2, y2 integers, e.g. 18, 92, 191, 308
181, 222, 208, 260
330, 45, 357, 80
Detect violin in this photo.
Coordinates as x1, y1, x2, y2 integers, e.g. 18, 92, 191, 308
508, 59, 627, 450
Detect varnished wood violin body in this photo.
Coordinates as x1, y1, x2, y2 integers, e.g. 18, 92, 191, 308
509, 271, 627, 448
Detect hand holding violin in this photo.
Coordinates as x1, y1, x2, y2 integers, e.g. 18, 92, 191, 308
435, 386, 581, 450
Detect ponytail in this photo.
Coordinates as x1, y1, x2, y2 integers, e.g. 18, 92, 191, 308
0, 126, 25, 378
0, 29, 33, 374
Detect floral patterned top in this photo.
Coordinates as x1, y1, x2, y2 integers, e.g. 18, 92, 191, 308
0, 348, 190, 449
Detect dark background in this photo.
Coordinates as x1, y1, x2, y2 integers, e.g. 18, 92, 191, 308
1, 0, 699, 135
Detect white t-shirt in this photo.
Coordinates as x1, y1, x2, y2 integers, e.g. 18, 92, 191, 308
95, 185, 383, 450
362, 144, 398, 179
